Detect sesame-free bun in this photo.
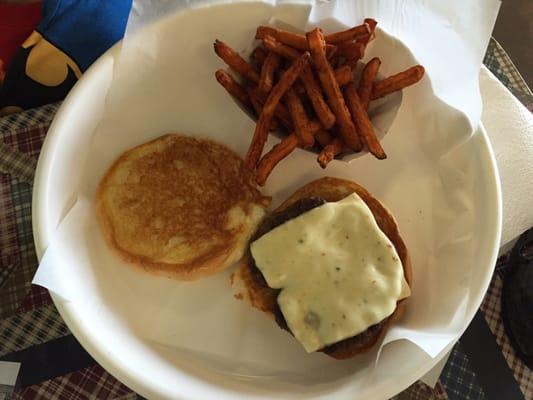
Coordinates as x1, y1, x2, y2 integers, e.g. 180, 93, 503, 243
96, 134, 270, 280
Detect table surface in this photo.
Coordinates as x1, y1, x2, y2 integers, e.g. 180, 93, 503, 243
0, 37, 531, 400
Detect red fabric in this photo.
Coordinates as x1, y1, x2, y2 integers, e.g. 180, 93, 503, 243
0, 2, 42, 71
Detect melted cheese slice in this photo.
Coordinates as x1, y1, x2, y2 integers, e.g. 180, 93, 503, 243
250, 193, 410, 353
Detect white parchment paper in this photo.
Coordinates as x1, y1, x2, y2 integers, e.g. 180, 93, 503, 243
33, 0, 501, 389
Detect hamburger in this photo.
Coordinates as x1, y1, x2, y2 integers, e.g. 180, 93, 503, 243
232, 177, 412, 359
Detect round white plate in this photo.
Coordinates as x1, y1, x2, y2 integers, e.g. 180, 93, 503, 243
32, 2, 501, 399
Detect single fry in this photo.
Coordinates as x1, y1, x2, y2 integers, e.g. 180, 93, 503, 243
251, 46, 268, 69
359, 18, 377, 46
294, 81, 306, 96
315, 129, 334, 147
300, 67, 336, 129
214, 40, 260, 83
256, 134, 299, 186
259, 52, 281, 93
307, 119, 322, 133
326, 45, 338, 60
357, 57, 381, 109
336, 41, 364, 60
371, 65, 425, 100
344, 84, 386, 159
285, 88, 314, 148
246, 87, 279, 131
244, 52, 310, 170
329, 56, 343, 69
306, 28, 361, 151
263, 35, 301, 60
255, 120, 327, 185
324, 23, 371, 44
334, 65, 353, 86
248, 87, 264, 116
317, 138, 344, 168
215, 69, 251, 108
256, 26, 336, 53
249, 86, 293, 130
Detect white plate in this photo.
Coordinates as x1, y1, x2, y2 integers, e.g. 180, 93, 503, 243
32, 2, 501, 399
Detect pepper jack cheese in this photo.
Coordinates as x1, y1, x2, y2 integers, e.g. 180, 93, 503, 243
250, 194, 410, 352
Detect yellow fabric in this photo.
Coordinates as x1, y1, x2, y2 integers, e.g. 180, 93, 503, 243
23, 31, 81, 87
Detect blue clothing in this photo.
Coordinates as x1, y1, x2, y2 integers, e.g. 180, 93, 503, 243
0, 0, 132, 113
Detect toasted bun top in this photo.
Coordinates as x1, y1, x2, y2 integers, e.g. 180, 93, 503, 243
96, 134, 270, 280
232, 176, 411, 359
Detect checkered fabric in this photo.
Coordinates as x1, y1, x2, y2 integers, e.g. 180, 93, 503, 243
0, 103, 60, 134
17, 285, 53, 314
440, 339, 486, 400
10, 365, 132, 400
0, 38, 531, 400
0, 305, 69, 357
391, 382, 448, 400
483, 38, 533, 111
480, 256, 533, 399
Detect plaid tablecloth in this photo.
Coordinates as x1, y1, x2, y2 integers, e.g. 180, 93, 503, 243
0, 38, 532, 400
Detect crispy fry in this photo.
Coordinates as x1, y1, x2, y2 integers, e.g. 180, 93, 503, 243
263, 35, 336, 128
371, 65, 425, 100
214, 40, 260, 83
244, 52, 310, 170
264, 35, 351, 87
326, 45, 338, 60
308, 119, 323, 132
248, 87, 264, 116
324, 23, 371, 44
285, 88, 314, 148
215, 69, 251, 108
306, 28, 361, 151
365, 18, 378, 31
264, 34, 337, 64
214, 21, 424, 184
359, 18, 377, 46
300, 67, 336, 129
247, 88, 264, 117
256, 26, 307, 50
246, 87, 280, 131
334, 65, 353, 86
357, 57, 381, 109
259, 52, 281, 93
248, 86, 293, 130
251, 46, 268, 69
294, 81, 306, 96
343, 55, 364, 69
330, 56, 342, 69
263, 35, 301, 60
344, 84, 386, 159
336, 41, 364, 60
317, 138, 345, 168
315, 129, 334, 147
256, 26, 336, 53
255, 133, 299, 186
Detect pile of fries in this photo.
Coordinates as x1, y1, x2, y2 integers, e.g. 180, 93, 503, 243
214, 20, 425, 186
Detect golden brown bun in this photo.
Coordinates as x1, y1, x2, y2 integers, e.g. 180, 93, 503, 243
232, 176, 412, 359
96, 134, 270, 280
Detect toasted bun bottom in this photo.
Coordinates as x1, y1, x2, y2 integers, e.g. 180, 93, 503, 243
232, 177, 412, 359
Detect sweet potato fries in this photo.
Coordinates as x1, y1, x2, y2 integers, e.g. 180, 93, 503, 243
214, 21, 425, 185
